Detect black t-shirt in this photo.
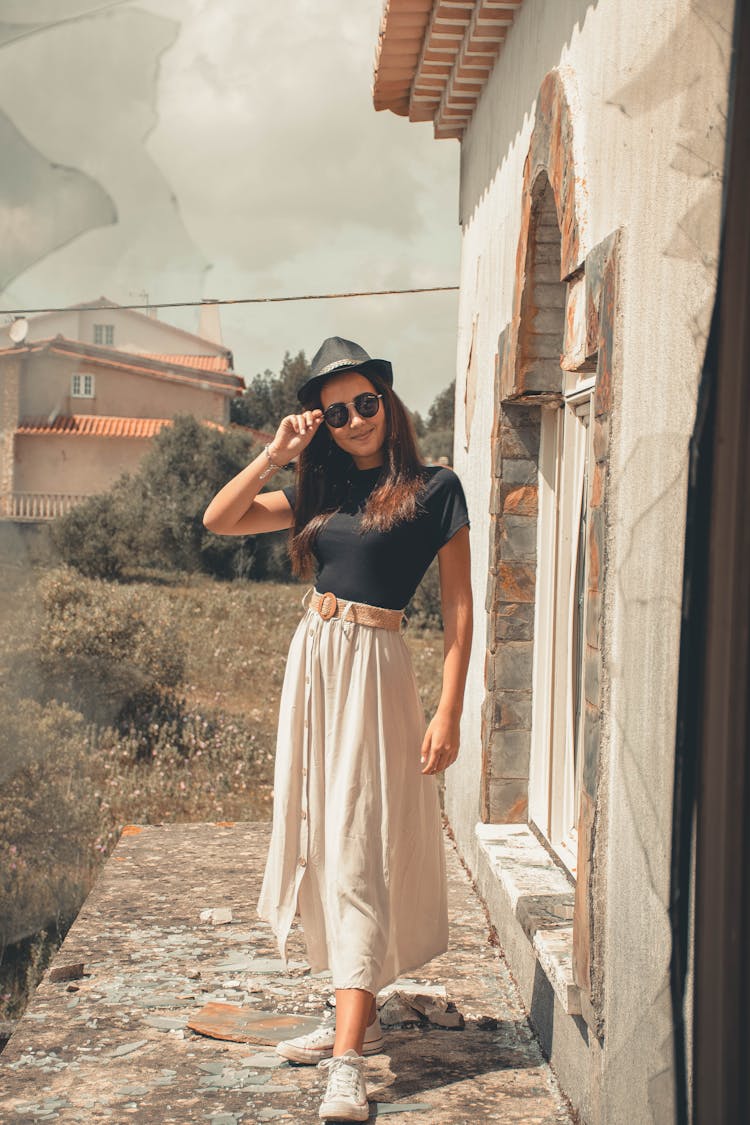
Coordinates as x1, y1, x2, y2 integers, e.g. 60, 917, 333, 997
281, 465, 470, 610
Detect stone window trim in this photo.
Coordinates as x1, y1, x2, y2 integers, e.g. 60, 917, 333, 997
479, 66, 620, 1039
484, 225, 619, 1042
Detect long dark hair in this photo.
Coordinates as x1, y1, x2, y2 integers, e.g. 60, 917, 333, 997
289, 371, 426, 579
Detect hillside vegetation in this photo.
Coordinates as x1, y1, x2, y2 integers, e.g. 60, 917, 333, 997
0, 566, 444, 1024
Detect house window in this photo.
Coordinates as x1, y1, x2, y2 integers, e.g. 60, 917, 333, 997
93, 323, 114, 346
529, 377, 595, 876
71, 373, 95, 398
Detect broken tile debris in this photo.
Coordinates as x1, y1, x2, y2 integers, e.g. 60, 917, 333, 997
200, 908, 234, 926
48, 963, 85, 984
0, 822, 573, 1123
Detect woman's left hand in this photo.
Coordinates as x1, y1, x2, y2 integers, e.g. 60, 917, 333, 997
420, 710, 460, 774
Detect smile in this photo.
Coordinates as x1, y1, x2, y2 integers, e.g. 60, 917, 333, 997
348, 429, 375, 441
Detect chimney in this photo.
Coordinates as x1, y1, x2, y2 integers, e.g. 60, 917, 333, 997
199, 300, 223, 345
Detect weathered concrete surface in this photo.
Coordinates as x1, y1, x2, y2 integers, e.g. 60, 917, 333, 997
0, 822, 573, 1123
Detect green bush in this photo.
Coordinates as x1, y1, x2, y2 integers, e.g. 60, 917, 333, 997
49, 490, 131, 580
407, 558, 443, 629
0, 693, 102, 950
26, 567, 186, 727
51, 415, 294, 581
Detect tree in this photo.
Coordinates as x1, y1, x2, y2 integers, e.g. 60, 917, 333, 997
410, 409, 427, 438
426, 380, 456, 431
419, 380, 456, 464
52, 415, 293, 581
231, 350, 311, 431
132, 414, 260, 574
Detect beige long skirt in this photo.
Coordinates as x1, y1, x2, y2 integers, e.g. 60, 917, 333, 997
256, 592, 449, 995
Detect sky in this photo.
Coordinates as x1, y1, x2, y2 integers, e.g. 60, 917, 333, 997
0, 0, 461, 415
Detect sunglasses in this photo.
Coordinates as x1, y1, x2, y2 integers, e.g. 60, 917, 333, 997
322, 392, 383, 429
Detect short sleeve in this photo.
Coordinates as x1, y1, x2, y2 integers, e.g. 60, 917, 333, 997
281, 482, 296, 511
425, 468, 470, 550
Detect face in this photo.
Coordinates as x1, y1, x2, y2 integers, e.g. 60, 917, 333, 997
319, 370, 387, 468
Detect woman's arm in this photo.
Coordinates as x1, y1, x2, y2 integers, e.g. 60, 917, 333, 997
420, 524, 473, 775
202, 408, 324, 536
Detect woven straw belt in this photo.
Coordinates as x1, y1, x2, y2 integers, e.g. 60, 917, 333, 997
310, 589, 405, 631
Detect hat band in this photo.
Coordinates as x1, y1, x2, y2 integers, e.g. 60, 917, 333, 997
316, 356, 368, 377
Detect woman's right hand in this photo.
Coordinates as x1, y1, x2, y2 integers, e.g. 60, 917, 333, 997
269, 409, 324, 464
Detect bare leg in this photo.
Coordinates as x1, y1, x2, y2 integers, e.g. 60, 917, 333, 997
332, 988, 377, 1055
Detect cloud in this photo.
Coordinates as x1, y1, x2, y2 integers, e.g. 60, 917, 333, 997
147, 0, 450, 270
0, 0, 460, 412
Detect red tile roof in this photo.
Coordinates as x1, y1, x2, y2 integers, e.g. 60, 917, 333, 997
0, 337, 244, 393
15, 415, 275, 445
136, 353, 231, 372
16, 415, 225, 438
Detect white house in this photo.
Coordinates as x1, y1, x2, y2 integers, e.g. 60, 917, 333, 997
0, 298, 249, 519
373, 2, 735, 1122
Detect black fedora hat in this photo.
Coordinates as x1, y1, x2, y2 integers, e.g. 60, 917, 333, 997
297, 336, 393, 404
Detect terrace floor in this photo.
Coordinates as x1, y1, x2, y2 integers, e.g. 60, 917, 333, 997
0, 822, 574, 1124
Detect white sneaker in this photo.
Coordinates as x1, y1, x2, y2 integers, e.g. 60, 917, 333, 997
317, 1048, 369, 1121
275, 1007, 384, 1064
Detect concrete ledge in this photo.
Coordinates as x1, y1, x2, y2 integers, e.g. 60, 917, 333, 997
533, 927, 579, 1017
473, 821, 595, 1122
475, 822, 580, 1016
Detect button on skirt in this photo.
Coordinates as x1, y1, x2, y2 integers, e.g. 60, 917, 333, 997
256, 600, 449, 995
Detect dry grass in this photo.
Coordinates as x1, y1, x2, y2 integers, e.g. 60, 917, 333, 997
0, 565, 445, 1023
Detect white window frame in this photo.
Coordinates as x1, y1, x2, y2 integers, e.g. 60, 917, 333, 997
529, 375, 595, 877
71, 372, 95, 398
93, 323, 114, 346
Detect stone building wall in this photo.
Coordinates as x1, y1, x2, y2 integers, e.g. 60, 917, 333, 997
443, 1, 733, 1120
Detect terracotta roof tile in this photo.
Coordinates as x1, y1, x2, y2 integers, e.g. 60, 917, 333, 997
136, 353, 231, 372
0, 337, 243, 392
16, 415, 225, 438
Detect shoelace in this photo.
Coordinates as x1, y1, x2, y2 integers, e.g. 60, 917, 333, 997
318, 1052, 365, 1099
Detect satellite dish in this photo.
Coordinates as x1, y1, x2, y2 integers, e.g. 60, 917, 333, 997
9, 318, 28, 344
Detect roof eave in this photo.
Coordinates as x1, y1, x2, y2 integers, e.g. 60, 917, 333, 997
0, 337, 244, 395
372, 0, 524, 140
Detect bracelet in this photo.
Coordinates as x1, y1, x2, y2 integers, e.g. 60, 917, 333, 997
258, 443, 285, 481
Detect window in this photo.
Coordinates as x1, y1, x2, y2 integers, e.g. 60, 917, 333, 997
71, 373, 95, 398
93, 323, 114, 346
529, 377, 595, 876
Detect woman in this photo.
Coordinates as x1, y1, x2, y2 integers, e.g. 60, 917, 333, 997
203, 337, 472, 1122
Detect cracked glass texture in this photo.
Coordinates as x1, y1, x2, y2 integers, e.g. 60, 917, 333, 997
0, 0, 460, 413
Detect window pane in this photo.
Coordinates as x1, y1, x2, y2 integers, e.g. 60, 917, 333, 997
530, 392, 592, 877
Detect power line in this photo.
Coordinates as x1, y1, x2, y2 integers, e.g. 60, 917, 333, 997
0, 286, 459, 319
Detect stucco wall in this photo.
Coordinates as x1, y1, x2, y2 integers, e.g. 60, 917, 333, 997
20, 353, 228, 422
447, 1, 731, 1121
14, 434, 148, 495
2, 307, 227, 358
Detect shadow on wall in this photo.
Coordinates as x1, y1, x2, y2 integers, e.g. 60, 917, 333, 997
460, 0, 728, 298
608, 0, 731, 356
459, 0, 602, 226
